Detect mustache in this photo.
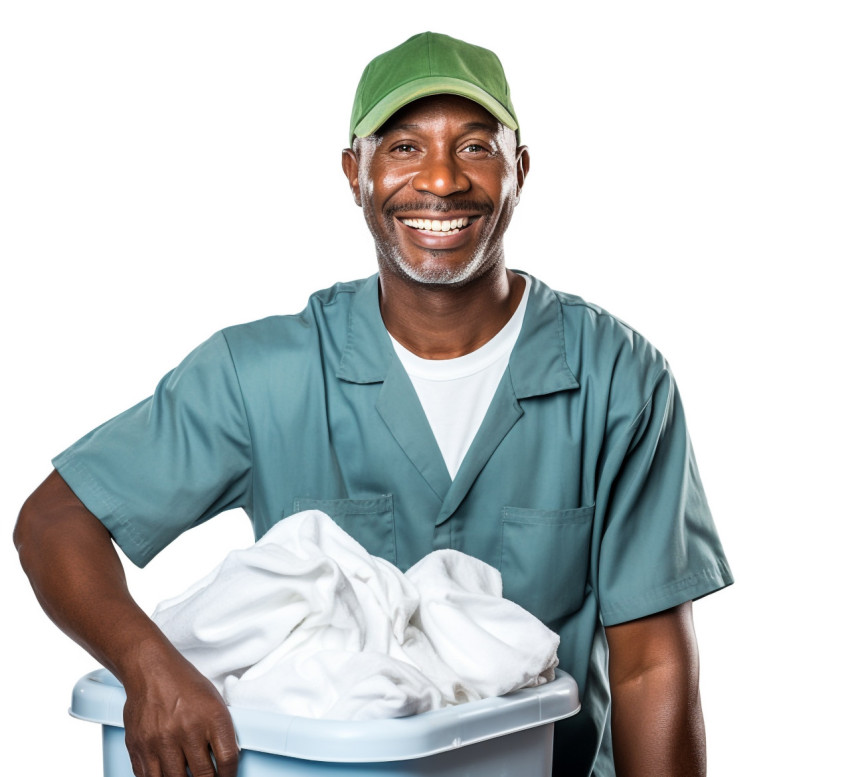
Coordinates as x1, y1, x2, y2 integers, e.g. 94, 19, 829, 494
385, 199, 493, 217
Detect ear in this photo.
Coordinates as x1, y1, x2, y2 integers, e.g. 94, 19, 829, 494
341, 148, 362, 207
514, 145, 530, 200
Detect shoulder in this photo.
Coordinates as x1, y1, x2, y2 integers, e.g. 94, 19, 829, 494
216, 277, 372, 357
562, 292, 662, 367
530, 275, 671, 403
180, 277, 374, 395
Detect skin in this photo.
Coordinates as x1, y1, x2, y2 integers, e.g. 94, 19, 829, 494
606, 602, 706, 776
14, 471, 239, 777
342, 94, 530, 358
15, 94, 708, 776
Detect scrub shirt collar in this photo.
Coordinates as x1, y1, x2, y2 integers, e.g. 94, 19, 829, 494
336, 274, 394, 384
336, 272, 579, 397
508, 273, 579, 398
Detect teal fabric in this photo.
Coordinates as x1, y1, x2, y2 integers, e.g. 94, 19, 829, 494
53, 273, 733, 777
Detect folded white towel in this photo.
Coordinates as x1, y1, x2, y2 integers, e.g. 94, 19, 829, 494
152, 510, 559, 720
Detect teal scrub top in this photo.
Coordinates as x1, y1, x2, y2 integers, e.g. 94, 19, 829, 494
54, 273, 733, 777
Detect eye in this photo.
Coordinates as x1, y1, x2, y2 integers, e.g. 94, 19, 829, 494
460, 142, 494, 156
391, 143, 417, 154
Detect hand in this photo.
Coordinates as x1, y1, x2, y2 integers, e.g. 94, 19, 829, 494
122, 658, 239, 777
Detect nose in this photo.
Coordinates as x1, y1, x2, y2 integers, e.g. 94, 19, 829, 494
411, 150, 470, 197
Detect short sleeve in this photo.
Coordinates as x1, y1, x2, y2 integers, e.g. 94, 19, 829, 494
596, 367, 733, 625
52, 331, 253, 567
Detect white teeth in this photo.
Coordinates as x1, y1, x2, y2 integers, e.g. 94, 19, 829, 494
401, 216, 473, 234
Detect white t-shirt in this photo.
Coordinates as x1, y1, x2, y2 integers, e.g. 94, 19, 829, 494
390, 277, 530, 479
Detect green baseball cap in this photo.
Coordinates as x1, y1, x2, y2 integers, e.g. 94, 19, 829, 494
349, 32, 520, 144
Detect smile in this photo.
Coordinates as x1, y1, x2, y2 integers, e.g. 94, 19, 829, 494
399, 216, 475, 236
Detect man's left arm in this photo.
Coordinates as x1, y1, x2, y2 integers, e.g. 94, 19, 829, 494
606, 601, 706, 777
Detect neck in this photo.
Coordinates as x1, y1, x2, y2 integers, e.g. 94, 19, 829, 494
378, 263, 524, 359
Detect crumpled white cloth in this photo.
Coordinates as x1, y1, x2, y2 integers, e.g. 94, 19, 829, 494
152, 510, 559, 720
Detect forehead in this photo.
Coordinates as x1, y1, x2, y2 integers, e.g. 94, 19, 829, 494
376, 94, 506, 137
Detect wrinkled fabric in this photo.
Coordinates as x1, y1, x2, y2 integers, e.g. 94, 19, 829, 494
152, 510, 559, 720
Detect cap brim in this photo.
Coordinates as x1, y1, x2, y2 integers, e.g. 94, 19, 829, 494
351, 76, 519, 142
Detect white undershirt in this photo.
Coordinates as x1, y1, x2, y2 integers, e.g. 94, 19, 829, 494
390, 276, 530, 479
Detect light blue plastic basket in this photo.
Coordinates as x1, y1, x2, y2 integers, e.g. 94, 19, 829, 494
70, 668, 580, 776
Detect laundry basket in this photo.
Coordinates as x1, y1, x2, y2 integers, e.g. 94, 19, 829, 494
70, 668, 580, 776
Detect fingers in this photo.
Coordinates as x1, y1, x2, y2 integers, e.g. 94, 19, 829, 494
208, 718, 240, 777
126, 735, 187, 777
183, 734, 222, 777
124, 705, 239, 777
128, 735, 238, 777
184, 715, 240, 777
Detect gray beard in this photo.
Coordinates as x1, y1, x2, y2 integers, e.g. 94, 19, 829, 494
378, 241, 500, 287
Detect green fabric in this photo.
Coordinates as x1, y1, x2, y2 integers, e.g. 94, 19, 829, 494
349, 32, 519, 142
54, 273, 733, 777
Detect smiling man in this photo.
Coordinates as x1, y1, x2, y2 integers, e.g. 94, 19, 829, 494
15, 32, 732, 777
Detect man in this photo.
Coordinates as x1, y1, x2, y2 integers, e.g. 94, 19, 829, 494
15, 32, 732, 777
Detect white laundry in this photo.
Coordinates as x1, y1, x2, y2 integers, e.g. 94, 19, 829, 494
152, 510, 559, 720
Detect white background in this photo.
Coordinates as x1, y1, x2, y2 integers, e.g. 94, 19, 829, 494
2, 1, 848, 773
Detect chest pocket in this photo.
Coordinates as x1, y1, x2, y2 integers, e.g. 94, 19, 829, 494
292, 495, 396, 564
500, 504, 594, 625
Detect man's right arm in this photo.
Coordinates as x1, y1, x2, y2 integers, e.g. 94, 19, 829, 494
14, 470, 239, 777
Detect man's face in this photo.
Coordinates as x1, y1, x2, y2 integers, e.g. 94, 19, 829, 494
342, 95, 529, 286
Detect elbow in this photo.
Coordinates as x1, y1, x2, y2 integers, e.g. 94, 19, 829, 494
611, 654, 700, 705
14, 469, 83, 573
14, 486, 46, 573
14, 489, 36, 553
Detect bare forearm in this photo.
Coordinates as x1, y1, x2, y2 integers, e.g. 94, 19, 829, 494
15, 470, 239, 777
610, 662, 706, 777
14, 470, 179, 684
